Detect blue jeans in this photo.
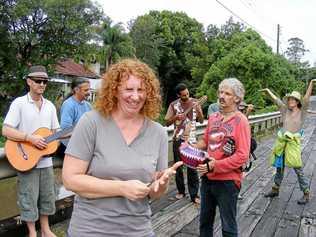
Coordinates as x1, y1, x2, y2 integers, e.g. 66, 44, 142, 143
199, 178, 240, 237
274, 167, 309, 192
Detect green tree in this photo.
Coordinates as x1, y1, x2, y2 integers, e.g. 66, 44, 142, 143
0, 0, 104, 114
130, 11, 208, 106
129, 15, 164, 71
98, 19, 135, 71
198, 29, 304, 107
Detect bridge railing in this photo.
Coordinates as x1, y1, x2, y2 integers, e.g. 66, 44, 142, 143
166, 111, 282, 140
0, 111, 282, 180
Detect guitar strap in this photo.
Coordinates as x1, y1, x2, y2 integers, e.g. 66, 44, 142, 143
188, 106, 197, 144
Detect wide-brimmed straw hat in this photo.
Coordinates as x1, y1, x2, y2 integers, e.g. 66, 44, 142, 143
27, 65, 49, 79
284, 91, 302, 104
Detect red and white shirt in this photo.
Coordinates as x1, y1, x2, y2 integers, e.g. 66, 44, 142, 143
203, 111, 251, 187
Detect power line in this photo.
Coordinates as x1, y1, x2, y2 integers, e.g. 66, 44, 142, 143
238, 0, 276, 27
215, 0, 276, 43
238, 0, 253, 12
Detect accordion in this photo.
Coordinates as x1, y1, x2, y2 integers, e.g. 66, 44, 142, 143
179, 143, 207, 169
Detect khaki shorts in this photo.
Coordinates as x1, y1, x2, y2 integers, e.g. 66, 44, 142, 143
17, 167, 56, 222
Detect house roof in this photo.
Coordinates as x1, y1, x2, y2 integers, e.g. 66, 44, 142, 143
55, 59, 98, 78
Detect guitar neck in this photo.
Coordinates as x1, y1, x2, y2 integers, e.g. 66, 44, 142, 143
45, 127, 73, 143
182, 98, 204, 116
181, 106, 192, 117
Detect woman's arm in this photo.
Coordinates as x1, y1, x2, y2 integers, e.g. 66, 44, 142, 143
260, 88, 280, 103
260, 88, 285, 110
303, 79, 316, 105
62, 155, 150, 200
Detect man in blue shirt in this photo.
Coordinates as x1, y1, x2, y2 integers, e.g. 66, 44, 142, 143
58, 78, 92, 155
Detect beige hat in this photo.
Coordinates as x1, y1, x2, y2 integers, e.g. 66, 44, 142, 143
285, 91, 302, 104
27, 65, 48, 79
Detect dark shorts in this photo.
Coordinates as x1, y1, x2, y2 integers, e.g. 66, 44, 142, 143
17, 167, 56, 222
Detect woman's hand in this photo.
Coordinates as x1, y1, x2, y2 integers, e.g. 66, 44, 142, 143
121, 180, 151, 201
151, 161, 183, 193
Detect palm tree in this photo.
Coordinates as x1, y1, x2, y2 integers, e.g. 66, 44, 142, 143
99, 19, 135, 70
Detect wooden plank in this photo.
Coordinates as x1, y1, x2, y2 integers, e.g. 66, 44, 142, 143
249, 182, 294, 237
172, 216, 199, 237
152, 199, 199, 237
238, 191, 272, 237
273, 187, 306, 237
299, 161, 316, 237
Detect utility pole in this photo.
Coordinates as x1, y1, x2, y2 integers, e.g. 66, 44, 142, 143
276, 24, 280, 55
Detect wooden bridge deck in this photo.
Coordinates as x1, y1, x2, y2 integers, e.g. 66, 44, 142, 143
47, 115, 316, 237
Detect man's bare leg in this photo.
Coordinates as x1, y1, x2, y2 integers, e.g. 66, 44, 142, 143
26, 221, 37, 237
40, 215, 56, 237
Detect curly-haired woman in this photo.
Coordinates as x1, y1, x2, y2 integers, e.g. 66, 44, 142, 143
62, 59, 182, 237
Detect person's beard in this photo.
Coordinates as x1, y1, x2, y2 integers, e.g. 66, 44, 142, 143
181, 97, 189, 102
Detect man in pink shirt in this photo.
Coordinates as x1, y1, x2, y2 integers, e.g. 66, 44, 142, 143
191, 78, 251, 237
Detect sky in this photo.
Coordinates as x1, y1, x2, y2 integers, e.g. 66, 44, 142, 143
96, 0, 316, 66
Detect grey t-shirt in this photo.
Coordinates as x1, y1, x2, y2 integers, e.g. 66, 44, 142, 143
276, 98, 307, 133
65, 110, 168, 237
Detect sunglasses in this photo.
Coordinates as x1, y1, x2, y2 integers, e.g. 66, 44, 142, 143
30, 78, 48, 85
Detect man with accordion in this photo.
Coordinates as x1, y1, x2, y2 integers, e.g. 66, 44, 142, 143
183, 78, 251, 237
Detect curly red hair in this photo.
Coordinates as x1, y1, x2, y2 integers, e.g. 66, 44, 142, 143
95, 59, 162, 120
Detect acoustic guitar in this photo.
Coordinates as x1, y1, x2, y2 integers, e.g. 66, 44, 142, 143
173, 95, 208, 139
5, 127, 73, 171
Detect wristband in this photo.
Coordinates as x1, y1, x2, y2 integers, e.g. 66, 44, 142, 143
206, 161, 210, 173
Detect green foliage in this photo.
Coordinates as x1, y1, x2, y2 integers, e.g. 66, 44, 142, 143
156, 106, 167, 126
253, 105, 278, 115
197, 27, 304, 107
98, 19, 135, 70
0, 0, 104, 113
1, 2, 311, 117
130, 11, 209, 105
129, 15, 163, 71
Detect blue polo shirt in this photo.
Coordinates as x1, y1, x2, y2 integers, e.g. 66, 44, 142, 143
60, 96, 92, 145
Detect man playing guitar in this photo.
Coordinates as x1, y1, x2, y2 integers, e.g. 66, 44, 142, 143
2, 66, 59, 237
165, 83, 204, 203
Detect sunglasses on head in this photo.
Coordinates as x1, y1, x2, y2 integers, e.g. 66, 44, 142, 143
30, 78, 48, 85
